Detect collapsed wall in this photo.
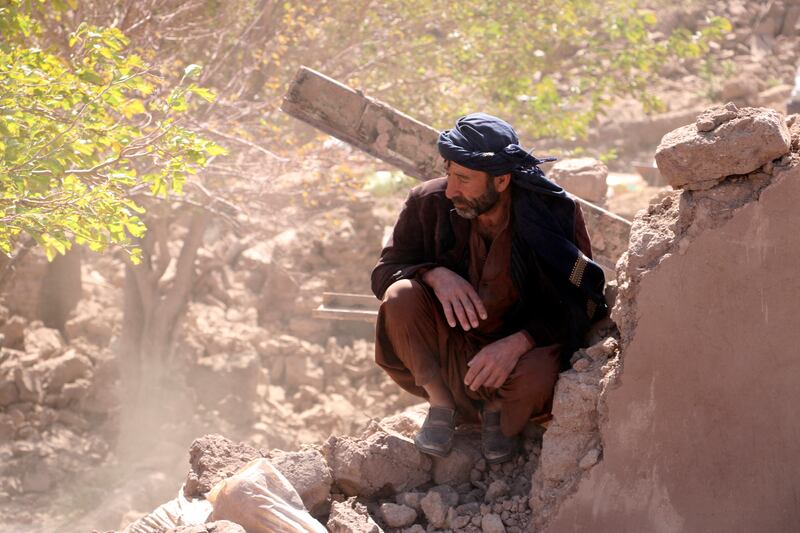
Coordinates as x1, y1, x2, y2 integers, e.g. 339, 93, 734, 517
537, 105, 800, 532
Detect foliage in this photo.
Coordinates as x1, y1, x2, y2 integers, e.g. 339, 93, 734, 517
51, 1, 730, 146
0, 1, 224, 261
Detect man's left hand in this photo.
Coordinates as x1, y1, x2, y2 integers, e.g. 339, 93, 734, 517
464, 332, 533, 391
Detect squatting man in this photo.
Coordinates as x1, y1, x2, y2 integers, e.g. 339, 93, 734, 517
371, 113, 606, 463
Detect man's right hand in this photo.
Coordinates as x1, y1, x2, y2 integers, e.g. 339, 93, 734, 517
421, 267, 487, 330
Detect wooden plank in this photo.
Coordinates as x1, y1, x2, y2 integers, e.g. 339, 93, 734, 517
322, 292, 380, 310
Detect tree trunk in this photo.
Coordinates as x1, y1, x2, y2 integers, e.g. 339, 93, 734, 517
117, 211, 209, 442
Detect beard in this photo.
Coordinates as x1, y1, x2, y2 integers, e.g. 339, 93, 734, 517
451, 180, 500, 219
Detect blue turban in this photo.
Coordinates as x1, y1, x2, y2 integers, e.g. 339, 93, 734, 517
437, 112, 556, 176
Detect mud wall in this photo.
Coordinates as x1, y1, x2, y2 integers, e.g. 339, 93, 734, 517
544, 150, 800, 531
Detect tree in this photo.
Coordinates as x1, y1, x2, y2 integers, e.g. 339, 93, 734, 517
0, 1, 224, 264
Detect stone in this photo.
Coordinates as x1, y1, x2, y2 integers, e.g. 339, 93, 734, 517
1, 316, 26, 349
655, 106, 790, 190
327, 497, 383, 533
484, 480, 509, 502
269, 447, 332, 515
549, 158, 609, 204
451, 514, 471, 529
323, 429, 431, 498
184, 435, 259, 498
572, 358, 591, 372
695, 102, 740, 132
379, 503, 417, 528
481, 513, 506, 533
23, 327, 65, 359
395, 491, 424, 511
431, 433, 482, 485
0, 374, 19, 408
36, 350, 92, 392
419, 491, 449, 528
64, 300, 114, 345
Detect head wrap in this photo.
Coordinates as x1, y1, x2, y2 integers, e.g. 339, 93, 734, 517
437, 112, 556, 176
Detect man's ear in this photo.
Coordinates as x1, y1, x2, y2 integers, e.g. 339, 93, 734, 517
494, 173, 512, 192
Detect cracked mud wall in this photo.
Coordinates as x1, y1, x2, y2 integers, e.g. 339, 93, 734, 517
540, 156, 800, 532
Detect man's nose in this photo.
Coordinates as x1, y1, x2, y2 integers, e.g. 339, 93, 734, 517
445, 177, 458, 199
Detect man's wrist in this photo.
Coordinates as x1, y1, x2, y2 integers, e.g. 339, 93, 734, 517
511, 330, 535, 355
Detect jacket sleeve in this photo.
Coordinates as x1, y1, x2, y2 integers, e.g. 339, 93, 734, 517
370, 192, 437, 300
519, 200, 593, 348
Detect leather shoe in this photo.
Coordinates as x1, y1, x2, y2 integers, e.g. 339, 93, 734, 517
481, 408, 517, 464
414, 406, 456, 457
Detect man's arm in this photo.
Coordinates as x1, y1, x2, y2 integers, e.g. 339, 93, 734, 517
371, 192, 437, 299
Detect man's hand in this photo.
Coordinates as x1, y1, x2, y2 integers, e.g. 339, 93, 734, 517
464, 332, 534, 391
421, 267, 487, 330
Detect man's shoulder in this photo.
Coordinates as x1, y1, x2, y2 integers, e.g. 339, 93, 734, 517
409, 177, 447, 200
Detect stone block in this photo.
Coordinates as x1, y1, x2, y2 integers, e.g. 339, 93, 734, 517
549, 158, 609, 203
270, 447, 332, 516
655, 105, 790, 190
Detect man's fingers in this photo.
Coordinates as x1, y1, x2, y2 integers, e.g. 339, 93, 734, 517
451, 299, 471, 330
465, 287, 487, 320
469, 363, 494, 391
459, 296, 480, 328
442, 300, 457, 328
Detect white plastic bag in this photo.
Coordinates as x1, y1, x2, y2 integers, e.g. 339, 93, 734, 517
207, 458, 327, 533
122, 485, 213, 533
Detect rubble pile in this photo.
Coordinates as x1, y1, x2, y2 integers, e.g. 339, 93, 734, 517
0, 314, 119, 521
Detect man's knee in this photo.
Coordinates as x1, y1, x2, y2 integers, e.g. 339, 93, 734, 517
380, 279, 428, 319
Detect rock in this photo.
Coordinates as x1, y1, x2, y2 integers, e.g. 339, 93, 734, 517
655, 106, 790, 190
269, 447, 332, 515
578, 448, 600, 469
420, 490, 449, 528
379, 503, 417, 528
572, 358, 591, 372
184, 435, 259, 498
0, 374, 19, 407
484, 480, 509, 502
451, 514, 471, 529
36, 350, 92, 392
481, 513, 506, 533
327, 497, 383, 533
1, 316, 26, 349
64, 300, 114, 345
695, 102, 739, 132
549, 158, 609, 203
23, 327, 64, 359
395, 491, 424, 511
13, 367, 41, 402
403, 526, 425, 533
323, 429, 431, 498
431, 433, 482, 485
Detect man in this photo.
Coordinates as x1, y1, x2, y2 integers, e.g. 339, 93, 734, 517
371, 113, 606, 463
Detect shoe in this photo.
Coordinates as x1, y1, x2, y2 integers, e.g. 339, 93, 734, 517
481, 408, 517, 464
414, 406, 456, 457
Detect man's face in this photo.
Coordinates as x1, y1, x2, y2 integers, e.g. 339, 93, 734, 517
444, 161, 500, 219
